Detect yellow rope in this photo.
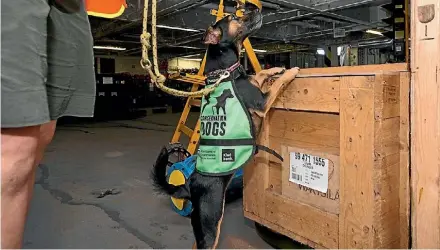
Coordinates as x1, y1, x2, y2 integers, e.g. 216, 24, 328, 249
140, 0, 224, 97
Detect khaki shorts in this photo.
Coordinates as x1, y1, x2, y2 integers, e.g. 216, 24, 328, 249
1, 0, 96, 128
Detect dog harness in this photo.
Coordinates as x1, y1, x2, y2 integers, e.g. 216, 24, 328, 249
195, 65, 283, 176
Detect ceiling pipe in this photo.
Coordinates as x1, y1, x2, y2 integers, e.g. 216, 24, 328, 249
287, 22, 384, 41
357, 38, 393, 48
262, 0, 379, 26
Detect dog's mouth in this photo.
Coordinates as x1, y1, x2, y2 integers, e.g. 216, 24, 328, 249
241, 10, 263, 34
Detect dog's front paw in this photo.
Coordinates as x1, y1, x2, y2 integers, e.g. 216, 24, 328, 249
282, 67, 300, 81
286, 67, 300, 74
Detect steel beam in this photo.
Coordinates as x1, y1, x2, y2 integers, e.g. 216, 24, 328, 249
311, 0, 391, 10
288, 22, 385, 43
93, 21, 137, 39
159, 33, 204, 48
155, 10, 214, 31
159, 8, 321, 31
261, 0, 380, 26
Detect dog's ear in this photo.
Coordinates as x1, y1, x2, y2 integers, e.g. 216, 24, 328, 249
202, 26, 222, 45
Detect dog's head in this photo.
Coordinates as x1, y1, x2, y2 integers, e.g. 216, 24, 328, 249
202, 9, 262, 54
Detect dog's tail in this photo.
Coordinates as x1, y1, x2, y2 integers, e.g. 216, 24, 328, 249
150, 146, 191, 199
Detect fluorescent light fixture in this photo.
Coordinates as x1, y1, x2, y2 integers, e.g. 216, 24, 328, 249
183, 58, 203, 61
167, 45, 203, 49
366, 29, 383, 36
156, 25, 200, 32
93, 45, 126, 51
241, 49, 267, 53
182, 53, 202, 58
316, 48, 325, 55
179, 46, 203, 49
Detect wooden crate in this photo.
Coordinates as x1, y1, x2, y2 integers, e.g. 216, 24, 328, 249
243, 63, 410, 249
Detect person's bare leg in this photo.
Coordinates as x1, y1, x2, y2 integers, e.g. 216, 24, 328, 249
35, 121, 57, 165
1, 121, 57, 249
1, 126, 41, 249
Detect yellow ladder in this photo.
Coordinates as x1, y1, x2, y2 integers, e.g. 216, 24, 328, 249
170, 0, 263, 154
169, 72, 206, 154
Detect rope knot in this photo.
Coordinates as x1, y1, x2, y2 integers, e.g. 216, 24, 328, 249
140, 32, 151, 49
156, 74, 166, 83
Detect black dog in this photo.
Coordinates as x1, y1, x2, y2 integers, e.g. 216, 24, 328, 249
211, 89, 234, 115
151, 8, 299, 249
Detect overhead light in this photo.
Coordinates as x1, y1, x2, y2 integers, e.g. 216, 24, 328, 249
316, 48, 325, 55
178, 46, 203, 49
241, 49, 267, 53
156, 25, 200, 32
183, 58, 203, 61
167, 45, 203, 49
93, 45, 126, 51
182, 53, 202, 58
366, 29, 383, 36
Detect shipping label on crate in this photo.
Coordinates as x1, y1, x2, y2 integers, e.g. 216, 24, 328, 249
281, 145, 340, 215
289, 152, 329, 193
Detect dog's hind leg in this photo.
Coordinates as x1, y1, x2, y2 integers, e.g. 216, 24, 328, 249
189, 173, 234, 249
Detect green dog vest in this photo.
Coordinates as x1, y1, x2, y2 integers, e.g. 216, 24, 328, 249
195, 77, 283, 176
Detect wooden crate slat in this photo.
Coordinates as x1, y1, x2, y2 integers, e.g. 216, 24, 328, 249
267, 162, 282, 193
268, 110, 340, 164
296, 63, 408, 75
372, 153, 400, 248
273, 77, 340, 113
410, 1, 440, 248
399, 72, 410, 249
374, 117, 401, 158
243, 114, 271, 217
374, 73, 401, 120
244, 211, 327, 249
264, 191, 339, 248
339, 76, 375, 249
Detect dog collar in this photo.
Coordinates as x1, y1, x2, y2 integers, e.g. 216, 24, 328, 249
226, 62, 241, 72
205, 62, 242, 85
206, 61, 240, 78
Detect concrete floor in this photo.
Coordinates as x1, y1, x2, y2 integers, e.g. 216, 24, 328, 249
23, 112, 274, 249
